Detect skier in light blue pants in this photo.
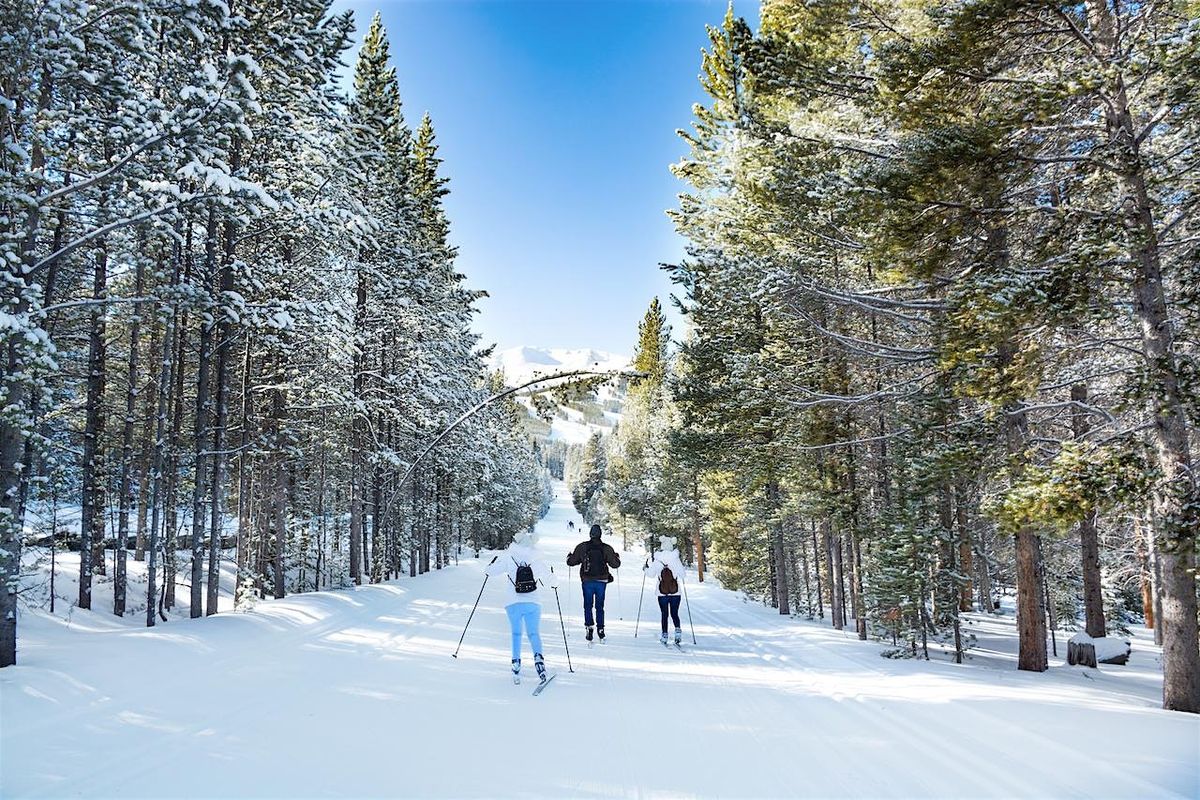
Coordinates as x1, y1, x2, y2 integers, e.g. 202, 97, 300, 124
506, 603, 543, 663
487, 530, 557, 684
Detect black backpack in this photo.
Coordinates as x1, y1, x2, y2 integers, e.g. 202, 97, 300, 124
512, 559, 537, 593
658, 564, 679, 595
581, 542, 607, 579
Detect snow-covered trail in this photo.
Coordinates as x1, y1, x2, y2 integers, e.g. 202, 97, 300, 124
3, 484, 1196, 799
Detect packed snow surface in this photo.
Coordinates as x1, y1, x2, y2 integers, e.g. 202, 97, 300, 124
3, 484, 1197, 799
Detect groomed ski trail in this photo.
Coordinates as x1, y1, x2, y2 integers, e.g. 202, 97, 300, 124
3, 483, 1196, 799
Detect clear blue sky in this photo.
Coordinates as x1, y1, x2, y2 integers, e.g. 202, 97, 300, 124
330, 0, 755, 356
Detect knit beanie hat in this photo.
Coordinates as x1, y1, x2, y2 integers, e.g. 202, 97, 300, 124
589, 524, 602, 540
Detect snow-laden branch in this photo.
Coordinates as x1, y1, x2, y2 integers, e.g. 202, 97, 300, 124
32, 203, 185, 273
789, 415, 985, 453
1015, 399, 1118, 426
377, 368, 648, 516
794, 280, 942, 322
785, 301, 937, 363
779, 370, 938, 410
34, 296, 161, 318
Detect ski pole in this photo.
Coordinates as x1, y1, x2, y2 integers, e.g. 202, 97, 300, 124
616, 567, 624, 620
634, 568, 646, 637
452, 555, 497, 658
553, 585, 574, 673
682, 572, 697, 645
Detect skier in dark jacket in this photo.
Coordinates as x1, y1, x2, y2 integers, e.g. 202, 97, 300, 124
566, 524, 621, 642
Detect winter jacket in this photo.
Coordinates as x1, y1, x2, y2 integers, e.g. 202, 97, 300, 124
644, 549, 686, 596
486, 544, 558, 607
566, 539, 621, 582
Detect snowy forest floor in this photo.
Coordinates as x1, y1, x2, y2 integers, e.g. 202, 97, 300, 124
2, 484, 1197, 799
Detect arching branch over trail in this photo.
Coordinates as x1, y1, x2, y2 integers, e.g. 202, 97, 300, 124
389, 368, 646, 499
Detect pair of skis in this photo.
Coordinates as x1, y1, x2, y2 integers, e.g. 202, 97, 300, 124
514, 673, 556, 695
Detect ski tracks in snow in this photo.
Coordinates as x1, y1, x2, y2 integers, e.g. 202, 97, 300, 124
4, 483, 1197, 799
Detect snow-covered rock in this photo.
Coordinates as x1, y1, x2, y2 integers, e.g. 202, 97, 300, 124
1068, 632, 1132, 666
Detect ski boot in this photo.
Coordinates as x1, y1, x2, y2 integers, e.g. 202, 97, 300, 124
597, 627, 606, 643
512, 658, 521, 685
585, 626, 594, 643
674, 628, 683, 646
660, 631, 669, 645
534, 653, 548, 684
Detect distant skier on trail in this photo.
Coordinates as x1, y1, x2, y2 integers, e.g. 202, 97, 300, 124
644, 536, 686, 646
487, 531, 557, 685
566, 523, 621, 642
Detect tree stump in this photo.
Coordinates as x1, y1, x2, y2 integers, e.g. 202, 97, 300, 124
1068, 636, 1097, 668
1068, 633, 1131, 667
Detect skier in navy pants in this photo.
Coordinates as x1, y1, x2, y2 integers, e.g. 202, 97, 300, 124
566, 524, 621, 642
644, 536, 686, 645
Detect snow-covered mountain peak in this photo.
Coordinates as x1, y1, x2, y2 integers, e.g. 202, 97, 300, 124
492, 345, 630, 387
489, 346, 631, 445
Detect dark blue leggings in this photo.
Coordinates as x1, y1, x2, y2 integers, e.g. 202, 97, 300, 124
582, 580, 607, 629
658, 595, 682, 633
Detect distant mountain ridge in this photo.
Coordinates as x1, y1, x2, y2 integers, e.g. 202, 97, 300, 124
492, 346, 630, 388
490, 346, 631, 445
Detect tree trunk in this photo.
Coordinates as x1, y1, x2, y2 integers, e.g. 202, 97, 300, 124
163, 300, 187, 610
235, 337, 253, 579
947, 523, 964, 664
1135, 514, 1154, 629
691, 475, 705, 582
1010, 463, 1047, 671
811, 519, 824, 620
955, 483, 974, 612
976, 525, 993, 613
766, 477, 789, 615
207, 208, 238, 615
842, 451, 866, 638
114, 257, 147, 616
134, 308, 160, 563
798, 520, 813, 618
409, 467, 419, 578
146, 247, 181, 628
272, 458, 286, 599
851, 531, 866, 639
206, 253, 234, 618
834, 534, 847, 629
371, 463, 383, 583
998, 324, 1047, 671
189, 211, 218, 618
163, 222, 191, 610
349, 266, 367, 585
316, 424, 327, 589
0, 68, 58, 666
79, 243, 109, 608
1071, 384, 1105, 638
1086, 0, 1198, 714
822, 517, 842, 629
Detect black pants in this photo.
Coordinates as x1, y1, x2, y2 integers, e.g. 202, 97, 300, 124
658, 595, 682, 633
